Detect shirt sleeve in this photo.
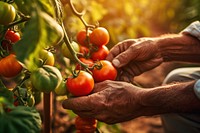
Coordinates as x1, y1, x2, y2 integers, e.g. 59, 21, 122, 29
181, 21, 200, 40
194, 79, 200, 100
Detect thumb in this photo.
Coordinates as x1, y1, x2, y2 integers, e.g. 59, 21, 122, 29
112, 47, 134, 68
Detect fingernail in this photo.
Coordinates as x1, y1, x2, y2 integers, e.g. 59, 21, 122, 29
112, 59, 120, 67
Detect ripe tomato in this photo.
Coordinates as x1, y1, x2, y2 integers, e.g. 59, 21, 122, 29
76, 29, 91, 46
92, 60, 117, 82
66, 70, 94, 96
0, 1, 16, 25
89, 27, 110, 47
91, 45, 109, 61
38, 49, 55, 66
76, 58, 94, 70
0, 54, 23, 78
61, 41, 80, 60
75, 116, 97, 133
5, 30, 20, 43
30, 65, 62, 93
79, 45, 90, 57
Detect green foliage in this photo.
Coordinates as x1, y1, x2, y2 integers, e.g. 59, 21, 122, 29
0, 106, 42, 133
0, 80, 13, 103
14, 0, 63, 71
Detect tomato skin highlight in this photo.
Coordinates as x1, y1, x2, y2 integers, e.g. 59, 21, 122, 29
89, 27, 110, 47
91, 45, 109, 61
66, 71, 94, 96
92, 60, 117, 82
0, 54, 23, 78
0, 1, 16, 25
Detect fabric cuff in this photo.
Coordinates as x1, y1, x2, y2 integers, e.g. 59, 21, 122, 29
181, 21, 200, 40
194, 79, 200, 100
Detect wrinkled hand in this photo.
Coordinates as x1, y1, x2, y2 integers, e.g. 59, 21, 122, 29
62, 80, 145, 124
106, 38, 163, 82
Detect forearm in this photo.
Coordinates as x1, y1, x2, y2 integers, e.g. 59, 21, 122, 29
139, 81, 200, 116
157, 33, 200, 63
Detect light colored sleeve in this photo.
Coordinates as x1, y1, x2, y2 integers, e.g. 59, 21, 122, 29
194, 79, 200, 100
181, 21, 200, 40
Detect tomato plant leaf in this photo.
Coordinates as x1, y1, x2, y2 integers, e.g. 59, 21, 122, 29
0, 106, 42, 133
0, 80, 14, 103
14, 7, 63, 71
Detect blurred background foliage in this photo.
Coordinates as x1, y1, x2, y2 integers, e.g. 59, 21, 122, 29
63, 0, 200, 49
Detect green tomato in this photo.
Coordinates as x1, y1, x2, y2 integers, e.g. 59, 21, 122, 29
30, 65, 62, 93
61, 41, 80, 60
38, 49, 55, 66
54, 80, 68, 96
0, 1, 16, 25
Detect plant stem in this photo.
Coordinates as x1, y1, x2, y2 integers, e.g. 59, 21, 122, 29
61, 23, 89, 69
67, 0, 95, 29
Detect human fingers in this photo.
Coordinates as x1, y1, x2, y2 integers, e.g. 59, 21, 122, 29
106, 39, 136, 62
62, 96, 93, 112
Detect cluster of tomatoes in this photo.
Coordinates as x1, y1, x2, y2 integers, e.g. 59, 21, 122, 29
62, 27, 117, 133
0, 29, 22, 78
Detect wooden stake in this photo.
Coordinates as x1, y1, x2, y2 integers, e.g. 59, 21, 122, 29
43, 92, 52, 133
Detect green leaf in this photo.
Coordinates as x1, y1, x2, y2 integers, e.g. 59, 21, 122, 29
0, 106, 42, 133
15, 0, 54, 16
0, 80, 14, 103
14, 8, 63, 71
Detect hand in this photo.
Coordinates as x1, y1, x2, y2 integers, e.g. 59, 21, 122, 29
106, 38, 163, 81
62, 80, 145, 124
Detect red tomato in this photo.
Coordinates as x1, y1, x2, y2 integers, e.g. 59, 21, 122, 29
76, 58, 94, 70
91, 45, 109, 61
92, 60, 117, 82
89, 27, 109, 47
76, 29, 91, 46
66, 70, 94, 96
75, 116, 97, 133
5, 30, 20, 43
0, 54, 23, 78
79, 45, 90, 57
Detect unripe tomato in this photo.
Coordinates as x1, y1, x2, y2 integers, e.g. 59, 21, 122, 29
92, 60, 117, 82
5, 30, 20, 43
66, 70, 94, 96
38, 49, 55, 66
0, 1, 16, 25
75, 116, 97, 133
0, 54, 23, 78
54, 80, 68, 96
91, 45, 109, 61
76, 29, 92, 46
89, 27, 110, 47
30, 65, 62, 93
61, 41, 80, 60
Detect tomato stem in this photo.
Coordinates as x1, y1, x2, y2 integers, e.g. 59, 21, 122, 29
67, 0, 95, 29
